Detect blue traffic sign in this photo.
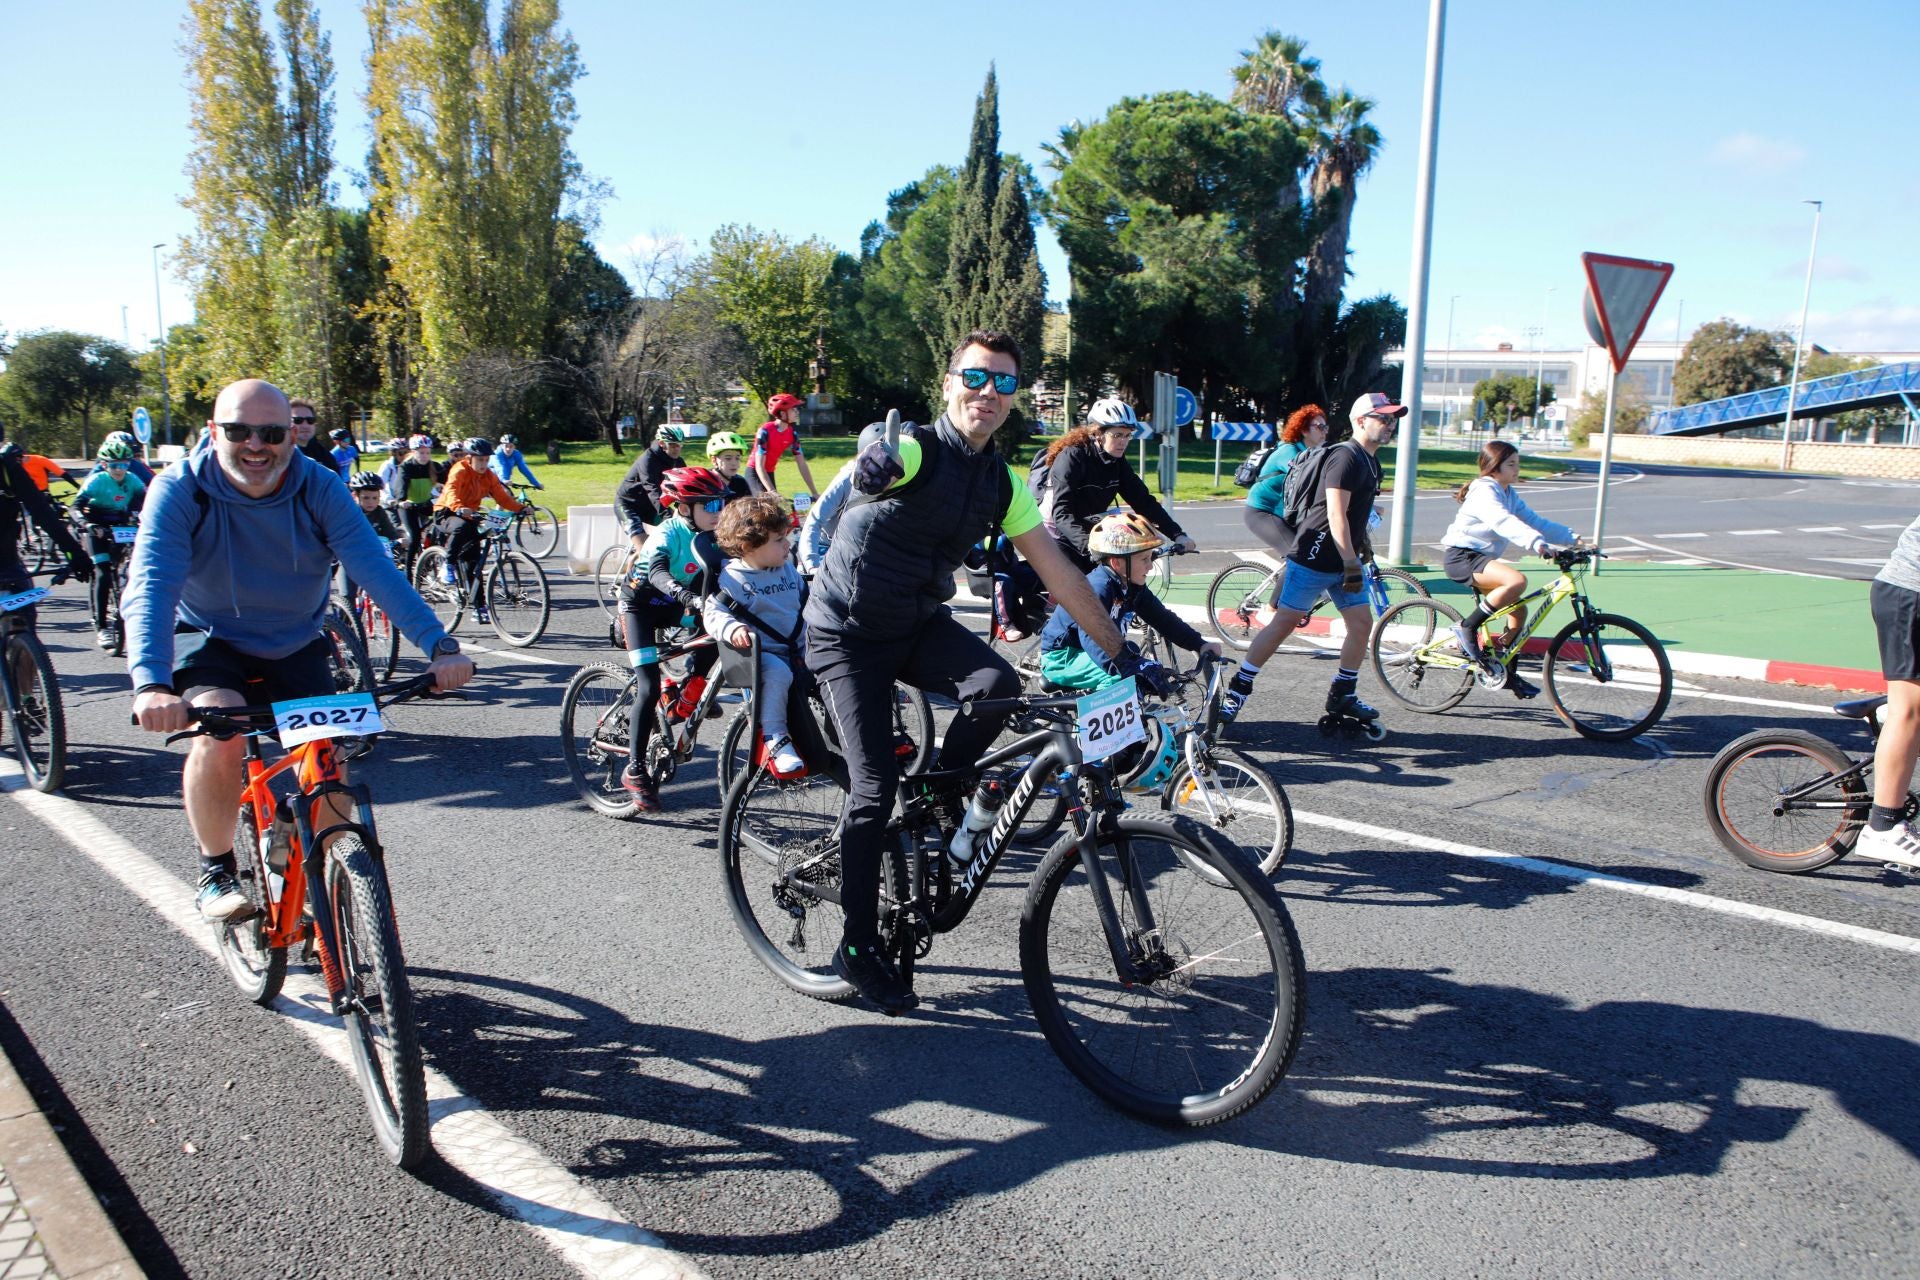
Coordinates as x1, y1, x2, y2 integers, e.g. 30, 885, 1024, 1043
1210, 422, 1273, 443
131, 406, 152, 445
1173, 385, 1198, 428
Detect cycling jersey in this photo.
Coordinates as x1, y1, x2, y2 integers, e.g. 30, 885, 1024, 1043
638, 514, 719, 602
18, 454, 66, 492
489, 447, 541, 488
750, 420, 804, 482
330, 443, 359, 479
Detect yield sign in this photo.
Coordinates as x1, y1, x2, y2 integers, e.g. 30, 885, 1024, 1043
1581, 252, 1674, 374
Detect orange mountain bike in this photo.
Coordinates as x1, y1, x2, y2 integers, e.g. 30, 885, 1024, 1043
162, 672, 453, 1168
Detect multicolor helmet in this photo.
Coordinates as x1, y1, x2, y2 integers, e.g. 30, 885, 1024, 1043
97, 438, 135, 462
409, 434, 433, 449
1087, 511, 1163, 557
656, 425, 686, 445
104, 430, 137, 451
659, 466, 730, 505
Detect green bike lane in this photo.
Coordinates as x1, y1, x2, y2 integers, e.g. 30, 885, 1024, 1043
1163, 560, 1885, 694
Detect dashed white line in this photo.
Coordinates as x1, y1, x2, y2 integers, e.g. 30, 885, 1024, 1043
1861, 524, 1906, 531
1651, 532, 1707, 539
1729, 529, 1782, 537
1798, 526, 1846, 533
0, 763, 707, 1280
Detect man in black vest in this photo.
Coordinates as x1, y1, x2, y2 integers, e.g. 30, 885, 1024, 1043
804, 329, 1164, 1015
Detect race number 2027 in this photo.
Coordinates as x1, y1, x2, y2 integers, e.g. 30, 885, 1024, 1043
271, 693, 385, 748
1075, 677, 1145, 762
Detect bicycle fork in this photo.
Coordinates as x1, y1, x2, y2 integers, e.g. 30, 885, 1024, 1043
291, 780, 386, 1016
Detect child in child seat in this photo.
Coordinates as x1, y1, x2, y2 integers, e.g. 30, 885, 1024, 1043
703, 495, 808, 777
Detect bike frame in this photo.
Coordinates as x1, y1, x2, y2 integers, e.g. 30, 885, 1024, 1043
585, 632, 725, 760
1407, 558, 1609, 679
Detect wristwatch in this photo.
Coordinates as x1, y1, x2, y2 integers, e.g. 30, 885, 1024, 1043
431, 637, 461, 658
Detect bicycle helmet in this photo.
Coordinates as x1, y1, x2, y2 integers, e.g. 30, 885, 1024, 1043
104, 430, 137, 451
659, 466, 729, 505
462, 436, 494, 458
349, 471, 385, 492
766, 392, 804, 415
97, 438, 135, 462
500, 433, 518, 446
1114, 707, 1180, 794
408, 434, 432, 449
330, 427, 351, 442
655, 424, 686, 446
1087, 398, 1139, 430
385, 437, 407, 451
1087, 511, 1163, 557
705, 430, 747, 459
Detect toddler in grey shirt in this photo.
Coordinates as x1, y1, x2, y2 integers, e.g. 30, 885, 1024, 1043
703, 495, 808, 776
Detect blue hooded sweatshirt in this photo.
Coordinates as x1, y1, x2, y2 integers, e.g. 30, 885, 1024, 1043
123, 450, 451, 691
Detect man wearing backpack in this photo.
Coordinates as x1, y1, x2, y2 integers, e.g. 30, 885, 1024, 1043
1218, 392, 1407, 726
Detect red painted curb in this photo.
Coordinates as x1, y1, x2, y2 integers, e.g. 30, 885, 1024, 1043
1765, 661, 1887, 695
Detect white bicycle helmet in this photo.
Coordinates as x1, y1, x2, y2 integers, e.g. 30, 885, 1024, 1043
1087, 398, 1139, 430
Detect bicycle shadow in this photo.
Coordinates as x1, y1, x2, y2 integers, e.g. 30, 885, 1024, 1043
400, 960, 1917, 1264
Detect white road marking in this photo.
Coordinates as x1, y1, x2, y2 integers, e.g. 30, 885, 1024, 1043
1798, 526, 1846, 533
1289, 808, 1920, 956
1813, 558, 1894, 569
1651, 532, 1707, 539
464, 642, 569, 667
1616, 535, 1854, 580
0, 763, 708, 1280
1862, 523, 1907, 530
1729, 529, 1782, 536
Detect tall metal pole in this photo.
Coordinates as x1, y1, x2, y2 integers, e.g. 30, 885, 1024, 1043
1590, 367, 1619, 574
1442, 294, 1458, 431
151, 243, 174, 447
1532, 287, 1554, 427
1387, 0, 1447, 567
1778, 200, 1822, 470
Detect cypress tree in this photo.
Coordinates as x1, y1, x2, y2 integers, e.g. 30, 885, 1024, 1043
940, 67, 999, 363
982, 163, 1045, 388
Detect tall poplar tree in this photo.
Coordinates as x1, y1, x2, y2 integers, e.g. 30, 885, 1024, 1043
364, 0, 584, 421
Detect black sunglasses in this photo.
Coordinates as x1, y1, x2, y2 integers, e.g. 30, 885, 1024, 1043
955, 368, 1019, 395
290, 414, 316, 424
216, 421, 290, 445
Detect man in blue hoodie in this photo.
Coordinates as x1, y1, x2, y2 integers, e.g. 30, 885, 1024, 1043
125, 378, 474, 921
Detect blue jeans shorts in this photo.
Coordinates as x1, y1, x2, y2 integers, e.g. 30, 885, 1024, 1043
1276, 561, 1369, 614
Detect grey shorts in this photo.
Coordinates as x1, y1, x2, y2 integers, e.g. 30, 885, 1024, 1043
1442, 545, 1498, 586
1871, 580, 1920, 682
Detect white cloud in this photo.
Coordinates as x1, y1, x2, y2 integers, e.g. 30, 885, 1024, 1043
1708, 133, 1808, 176
1803, 302, 1920, 352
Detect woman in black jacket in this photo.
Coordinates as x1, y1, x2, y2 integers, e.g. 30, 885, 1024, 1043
1032, 397, 1196, 571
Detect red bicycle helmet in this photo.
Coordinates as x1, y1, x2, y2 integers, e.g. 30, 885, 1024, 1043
659, 466, 730, 505
765, 392, 804, 415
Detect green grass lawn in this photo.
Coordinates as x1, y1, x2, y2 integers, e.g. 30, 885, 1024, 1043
521, 437, 1567, 515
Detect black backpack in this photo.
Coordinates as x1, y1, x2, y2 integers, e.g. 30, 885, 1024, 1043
1280, 442, 1348, 527
1232, 440, 1277, 488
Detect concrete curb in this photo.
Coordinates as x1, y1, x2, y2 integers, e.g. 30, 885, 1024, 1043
0, 1035, 145, 1280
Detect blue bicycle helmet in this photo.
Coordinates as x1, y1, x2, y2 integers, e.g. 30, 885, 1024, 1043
1115, 706, 1181, 794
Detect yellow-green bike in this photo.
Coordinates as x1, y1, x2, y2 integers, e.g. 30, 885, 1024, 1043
1368, 548, 1672, 741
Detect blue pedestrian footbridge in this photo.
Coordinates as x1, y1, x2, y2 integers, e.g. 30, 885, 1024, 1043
1650, 361, 1919, 436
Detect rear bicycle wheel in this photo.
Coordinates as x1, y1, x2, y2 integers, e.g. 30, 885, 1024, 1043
219, 807, 287, 1003
560, 662, 641, 819
1370, 566, 1430, 615
411, 547, 464, 634
4, 632, 66, 793
595, 545, 629, 619
1370, 597, 1474, 714
1704, 730, 1864, 873
486, 549, 551, 646
326, 837, 429, 1168
1205, 563, 1278, 650
513, 505, 560, 559
322, 606, 376, 695
359, 592, 402, 681
1162, 744, 1293, 877
988, 631, 1045, 691
1544, 611, 1672, 741
1019, 814, 1305, 1126
719, 759, 857, 1002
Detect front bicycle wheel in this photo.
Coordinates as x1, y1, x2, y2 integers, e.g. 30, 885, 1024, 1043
1206, 563, 1278, 651
719, 759, 856, 1002
1020, 814, 1305, 1126
594, 545, 629, 619
326, 837, 429, 1168
411, 547, 464, 634
1162, 744, 1294, 877
1370, 597, 1474, 714
514, 505, 560, 559
106, 569, 127, 658
219, 807, 287, 1003
1704, 730, 1865, 873
1544, 611, 1672, 741
486, 549, 551, 646
560, 662, 640, 819
4, 632, 66, 793
360, 593, 402, 682
322, 606, 376, 695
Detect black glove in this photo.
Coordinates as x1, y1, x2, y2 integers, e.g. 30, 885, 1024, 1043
1340, 559, 1364, 594
852, 440, 904, 495
65, 552, 94, 584
1110, 643, 1174, 698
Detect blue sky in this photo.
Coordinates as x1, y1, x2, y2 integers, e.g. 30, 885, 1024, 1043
5, 0, 1917, 361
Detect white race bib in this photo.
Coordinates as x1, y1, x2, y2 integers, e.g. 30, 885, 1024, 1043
485, 512, 511, 532
1075, 677, 1146, 762
112, 526, 138, 544
271, 692, 385, 747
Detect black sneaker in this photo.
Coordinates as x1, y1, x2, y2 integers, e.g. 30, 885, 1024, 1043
832, 939, 919, 1016
1507, 671, 1540, 700
1218, 671, 1256, 723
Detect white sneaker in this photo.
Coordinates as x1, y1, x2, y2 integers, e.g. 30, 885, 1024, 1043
1854, 821, 1920, 868
767, 734, 806, 777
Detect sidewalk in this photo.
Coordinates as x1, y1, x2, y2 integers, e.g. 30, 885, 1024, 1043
0, 1032, 144, 1280
1162, 559, 1885, 694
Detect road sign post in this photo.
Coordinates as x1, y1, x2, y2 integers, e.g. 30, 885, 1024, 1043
1210, 422, 1273, 484
1152, 373, 1178, 498
1581, 252, 1674, 574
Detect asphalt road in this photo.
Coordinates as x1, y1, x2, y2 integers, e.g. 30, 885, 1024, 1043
1177, 458, 1918, 581
2, 467, 1917, 1279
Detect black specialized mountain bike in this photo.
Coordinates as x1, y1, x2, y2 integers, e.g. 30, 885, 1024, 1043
720, 681, 1306, 1127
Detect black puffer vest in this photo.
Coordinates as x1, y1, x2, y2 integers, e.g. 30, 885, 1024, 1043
806, 416, 1012, 642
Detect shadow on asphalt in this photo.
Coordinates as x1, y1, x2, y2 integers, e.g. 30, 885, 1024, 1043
401, 961, 1916, 1263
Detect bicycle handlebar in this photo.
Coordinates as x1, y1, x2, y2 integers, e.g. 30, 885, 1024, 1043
1551, 547, 1607, 570
137, 672, 461, 742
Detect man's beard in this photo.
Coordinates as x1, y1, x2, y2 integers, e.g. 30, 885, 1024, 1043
219, 449, 291, 491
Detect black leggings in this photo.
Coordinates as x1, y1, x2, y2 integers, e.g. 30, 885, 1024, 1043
434, 513, 483, 587
401, 504, 434, 572
619, 588, 717, 767
84, 526, 125, 629
807, 609, 1021, 942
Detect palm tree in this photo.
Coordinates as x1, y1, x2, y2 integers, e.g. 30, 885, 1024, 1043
1303, 89, 1383, 324
1229, 31, 1326, 129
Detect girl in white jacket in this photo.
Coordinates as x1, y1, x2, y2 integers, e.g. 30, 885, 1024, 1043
1438, 440, 1582, 697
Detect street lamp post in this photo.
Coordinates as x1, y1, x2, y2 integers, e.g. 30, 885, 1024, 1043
1779, 200, 1822, 470
1533, 287, 1555, 429
151, 243, 173, 447
1443, 294, 1458, 431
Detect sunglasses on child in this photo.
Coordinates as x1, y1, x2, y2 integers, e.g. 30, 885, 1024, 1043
215, 422, 290, 444
954, 368, 1019, 395
698, 498, 726, 514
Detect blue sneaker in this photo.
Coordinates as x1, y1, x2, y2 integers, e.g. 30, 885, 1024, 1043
196, 870, 254, 922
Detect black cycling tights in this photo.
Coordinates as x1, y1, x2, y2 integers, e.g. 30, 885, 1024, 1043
619, 589, 717, 769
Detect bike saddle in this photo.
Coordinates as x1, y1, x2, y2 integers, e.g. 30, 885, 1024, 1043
1833, 695, 1888, 719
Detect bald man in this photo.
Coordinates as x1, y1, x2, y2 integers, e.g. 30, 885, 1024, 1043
124, 378, 475, 921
